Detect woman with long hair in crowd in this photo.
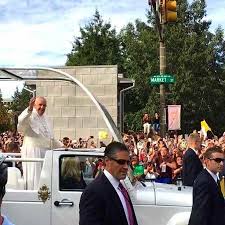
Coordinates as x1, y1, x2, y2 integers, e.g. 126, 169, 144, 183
61, 157, 86, 190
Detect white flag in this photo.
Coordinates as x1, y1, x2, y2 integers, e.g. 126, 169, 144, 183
168, 105, 181, 130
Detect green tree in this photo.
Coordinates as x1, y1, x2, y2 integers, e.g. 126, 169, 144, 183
122, 0, 225, 134
66, 10, 123, 71
10, 87, 32, 115
119, 20, 160, 131
65, 3, 225, 135
165, 0, 225, 134
0, 90, 11, 132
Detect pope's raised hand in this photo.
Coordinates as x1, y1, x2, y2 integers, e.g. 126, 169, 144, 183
28, 97, 36, 112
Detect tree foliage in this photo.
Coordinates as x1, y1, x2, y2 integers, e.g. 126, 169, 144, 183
65, 1, 225, 135
163, 0, 225, 134
121, 0, 225, 135
66, 10, 123, 71
0, 90, 11, 132
10, 87, 32, 114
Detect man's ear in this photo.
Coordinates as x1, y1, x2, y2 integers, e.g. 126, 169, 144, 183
104, 156, 110, 163
204, 158, 209, 165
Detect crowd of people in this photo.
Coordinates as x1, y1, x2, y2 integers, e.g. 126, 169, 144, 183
0, 131, 22, 154
1, 127, 225, 185
0, 96, 225, 225
0, 131, 106, 152
122, 130, 225, 184
1, 97, 225, 188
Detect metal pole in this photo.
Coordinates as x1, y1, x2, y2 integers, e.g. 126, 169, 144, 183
24, 86, 36, 97
159, 27, 166, 138
119, 82, 135, 133
149, 0, 167, 137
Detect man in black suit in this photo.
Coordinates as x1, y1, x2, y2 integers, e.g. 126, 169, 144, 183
188, 146, 225, 225
182, 133, 203, 186
79, 141, 138, 225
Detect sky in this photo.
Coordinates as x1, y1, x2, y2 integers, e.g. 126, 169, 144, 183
0, 0, 224, 98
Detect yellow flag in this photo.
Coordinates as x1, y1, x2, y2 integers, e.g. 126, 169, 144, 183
220, 177, 225, 197
98, 131, 108, 140
201, 120, 211, 132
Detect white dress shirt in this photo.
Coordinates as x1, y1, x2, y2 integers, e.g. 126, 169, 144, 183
190, 148, 198, 155
2, 215, 15, 225
104, 170, 130, 225
206, 168, 219, 185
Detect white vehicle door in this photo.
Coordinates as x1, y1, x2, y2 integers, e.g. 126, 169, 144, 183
51, 151, 104, 225
2, 154, 52, 225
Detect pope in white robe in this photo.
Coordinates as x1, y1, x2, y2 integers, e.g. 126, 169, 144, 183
17, 97, 62, 190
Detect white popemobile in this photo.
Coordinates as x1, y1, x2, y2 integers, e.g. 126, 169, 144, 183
2, 149, 192, 225
0, 67, 192, 225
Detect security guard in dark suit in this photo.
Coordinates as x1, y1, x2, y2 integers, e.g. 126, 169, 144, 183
182, 133, 203, 186
189, 146, 225, 225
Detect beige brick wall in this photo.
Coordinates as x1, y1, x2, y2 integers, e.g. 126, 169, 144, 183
33, 66, 118, 142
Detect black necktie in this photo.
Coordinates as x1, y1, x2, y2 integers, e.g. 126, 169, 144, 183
217, 179, 222, 193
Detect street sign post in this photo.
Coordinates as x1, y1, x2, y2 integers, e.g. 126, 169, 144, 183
150, 74, 175, 84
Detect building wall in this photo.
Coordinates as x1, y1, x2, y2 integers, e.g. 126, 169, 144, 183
32, 65, 118, 141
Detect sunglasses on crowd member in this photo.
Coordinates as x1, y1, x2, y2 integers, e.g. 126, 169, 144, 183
208, 158, 225, 163
109, 157, 131, 165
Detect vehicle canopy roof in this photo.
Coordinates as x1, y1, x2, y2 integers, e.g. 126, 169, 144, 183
0, 67, 122, 143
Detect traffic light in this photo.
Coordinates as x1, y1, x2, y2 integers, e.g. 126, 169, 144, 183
161, 0, 177, 23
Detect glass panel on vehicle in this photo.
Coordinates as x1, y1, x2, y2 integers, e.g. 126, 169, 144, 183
59, 155, 104, 191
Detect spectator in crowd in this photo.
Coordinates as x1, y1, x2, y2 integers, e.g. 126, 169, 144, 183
62, 137, 70, 148
158, 138, 166, 149
6, 141, 22, 171
130, 155, 144, 175
139, 147, 147, 162
127, 142, 136, 156
155, 146, 176, 184
0, 159, 15, 225
0, 132, 23, 155
78, 138, 87, 148
86, 136, 97, 149
172, 155, 183, 184
93, 158, 105, 178
182, 133, 203, 186
142, 113, 151, 135
188, 146, 225, 225
144, 161, 159, 180
71, 140, 79, 149
61, 157, 86, 190
147, 145, 156, 163
83, 157, 95, 178
136, 133, 146, 155
17, 97, 62, 190
152, 112, 160, 133
99, 141, 106, 148
89, 140, 96, 148
199, 143, 207, 164
142, 154, 149, 168
178, 139, 188, 152
7, 142, 20, 153
79, 141, 138, 225
171, 147, 179, 160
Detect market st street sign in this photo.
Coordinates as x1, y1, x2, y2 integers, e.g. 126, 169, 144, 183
150, 74, 175, 84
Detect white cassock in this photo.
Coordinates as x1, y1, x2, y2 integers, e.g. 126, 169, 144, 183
18, 108, 62, 190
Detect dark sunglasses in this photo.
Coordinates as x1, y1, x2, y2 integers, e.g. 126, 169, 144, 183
209, 158, 225, 163
109, 157, 130, 165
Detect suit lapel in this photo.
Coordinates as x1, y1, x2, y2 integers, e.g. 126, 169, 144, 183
100, 174, 129, 225
204, 169, 224, 199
